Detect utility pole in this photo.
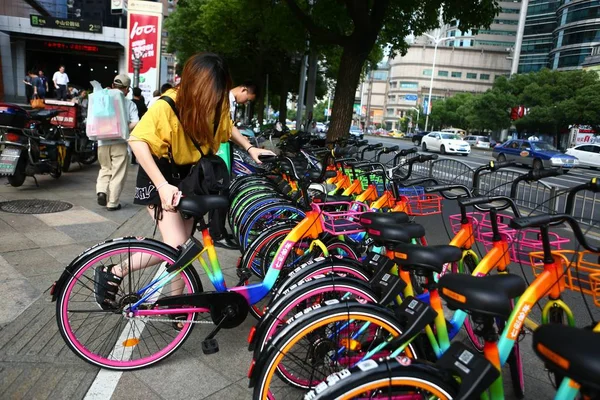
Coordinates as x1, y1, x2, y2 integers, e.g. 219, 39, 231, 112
265, 73, 269, 120
364, 71, 373, 133
132, 56, 142, 88
326, 91, 331, 123
296, 53, 308, 130
511, 0, 529, 76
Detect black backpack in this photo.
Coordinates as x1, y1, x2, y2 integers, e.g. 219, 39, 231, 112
160, 96, 230, 195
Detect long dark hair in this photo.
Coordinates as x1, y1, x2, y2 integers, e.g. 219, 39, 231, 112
176, 53, 232, 152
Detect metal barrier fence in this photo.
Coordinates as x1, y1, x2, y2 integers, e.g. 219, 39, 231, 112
428, 159, 474, 187
477, 169, 558, 215
413, 156, 598, 227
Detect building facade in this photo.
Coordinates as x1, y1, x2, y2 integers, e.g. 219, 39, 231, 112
1, 0, 127, 102
518, 0, 600, 72
551, 0, 600, 70
356, 46, 512, 131
440, 1, 522, 49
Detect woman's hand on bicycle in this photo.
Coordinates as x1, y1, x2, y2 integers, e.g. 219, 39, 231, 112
158, 183, 179, 212
248, 147, 276, 164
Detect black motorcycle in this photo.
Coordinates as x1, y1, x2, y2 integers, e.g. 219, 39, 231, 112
61, 127, 97, 172
0, 104, 66, 187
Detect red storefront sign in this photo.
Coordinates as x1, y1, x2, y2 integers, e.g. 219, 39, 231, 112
127, 13, 158, 75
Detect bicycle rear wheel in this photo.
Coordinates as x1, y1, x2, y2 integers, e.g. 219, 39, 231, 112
56, 239, 203, 370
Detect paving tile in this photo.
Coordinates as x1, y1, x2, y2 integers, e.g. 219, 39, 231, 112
2, 248, 63, 278
0, 213, 53, 234
55, 222, 119, 243
34, 206, 112, 227
203, 380, 252, 399
133, 350, 233, 399
23, 228, 76, 248
0, 231, 38, 253
112, 372, 165, 400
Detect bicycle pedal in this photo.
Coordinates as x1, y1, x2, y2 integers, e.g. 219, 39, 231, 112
202, 338, 219, 354
236, 267, 252, 280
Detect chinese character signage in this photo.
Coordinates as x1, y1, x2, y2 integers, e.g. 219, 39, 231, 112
43, 42, 99, 53
127, 0, 163, 102
30, 15, 102, 33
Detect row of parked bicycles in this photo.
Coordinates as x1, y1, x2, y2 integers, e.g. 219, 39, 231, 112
48, 136, 600, 400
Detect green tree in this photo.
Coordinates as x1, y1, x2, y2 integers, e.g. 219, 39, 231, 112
165, 0, 308, 122
429, 93, 474, 129
284, 0, 502, 140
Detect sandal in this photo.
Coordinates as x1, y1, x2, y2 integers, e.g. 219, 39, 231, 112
170, 314, 188, 331
94, 265, 123, 310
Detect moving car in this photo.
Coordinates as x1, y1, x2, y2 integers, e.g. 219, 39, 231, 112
565, 144, 600, 169
412, 131, 429, 145
492, 139, 579, 171
421, 131, 470, 156
349, 126, 364, 139
464, 135, 491, 149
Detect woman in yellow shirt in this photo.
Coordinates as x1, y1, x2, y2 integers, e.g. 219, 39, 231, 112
93, 53, 274, 311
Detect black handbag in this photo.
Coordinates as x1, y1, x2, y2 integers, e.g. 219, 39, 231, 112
160, 96, 230, 195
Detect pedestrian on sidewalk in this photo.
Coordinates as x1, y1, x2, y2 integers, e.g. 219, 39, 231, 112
147, 83, 173, 108
52, 65, 69, 100
130, 87, 147, 165
229, 80, 257, 121
23, 71, 34, 103
37, 70, 49, 99
96, 74, 139, 211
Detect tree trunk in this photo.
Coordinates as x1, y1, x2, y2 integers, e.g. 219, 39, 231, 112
327, 44, 369, 141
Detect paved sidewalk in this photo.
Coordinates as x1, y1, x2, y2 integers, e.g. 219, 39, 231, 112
0, 161, 573, 399
0, 164, 251, 399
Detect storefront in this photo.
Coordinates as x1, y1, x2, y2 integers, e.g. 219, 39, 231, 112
0, 14, 126, 102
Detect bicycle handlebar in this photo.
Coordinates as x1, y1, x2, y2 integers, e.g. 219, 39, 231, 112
509, 168, 563, 198
392, 147, 419, 166
472, 160, 516, 194
458, 195, 521, 217
425, 184, 472, 200
510, 214, 599, 253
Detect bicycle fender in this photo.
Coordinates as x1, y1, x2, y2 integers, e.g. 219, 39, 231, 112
50, 237, 179, 302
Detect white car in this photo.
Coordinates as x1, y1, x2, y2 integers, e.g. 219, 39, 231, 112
421, 131, 471, 156
464, 135, 491, 149
565, 144, 600, 169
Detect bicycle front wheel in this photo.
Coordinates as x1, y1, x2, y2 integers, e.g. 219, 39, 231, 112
56, 238, 203, 370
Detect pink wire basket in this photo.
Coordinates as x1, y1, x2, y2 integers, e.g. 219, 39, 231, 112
311, 201, 368, 235
480, 228, 570, 263
449, 212, 512, 241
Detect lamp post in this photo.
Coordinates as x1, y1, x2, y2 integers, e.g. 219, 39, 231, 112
410, 106, 420, 133
423, 33, 453, 131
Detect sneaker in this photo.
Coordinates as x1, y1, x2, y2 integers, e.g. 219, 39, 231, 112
107, 204, 122, 211
97, 192, 107, 206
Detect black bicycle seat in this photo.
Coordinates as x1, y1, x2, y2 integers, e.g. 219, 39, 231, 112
439, 274, 526, 319
359, 212, 410, 228
533, 324, 600, 393
367, 223, 425, 246
392, 243, 462, 274
178, 195, 229, 218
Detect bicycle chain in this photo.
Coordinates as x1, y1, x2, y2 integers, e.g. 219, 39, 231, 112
129, 317, 214, 325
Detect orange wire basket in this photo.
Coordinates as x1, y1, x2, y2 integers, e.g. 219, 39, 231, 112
529, 250, 600, 306
399, 194, 443, 216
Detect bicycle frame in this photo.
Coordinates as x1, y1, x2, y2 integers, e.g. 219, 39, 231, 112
478, 251, 578, 399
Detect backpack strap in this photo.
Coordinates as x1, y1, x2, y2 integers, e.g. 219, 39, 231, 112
160, 95, 221, 156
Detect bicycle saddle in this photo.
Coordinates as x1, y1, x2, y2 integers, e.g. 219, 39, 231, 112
438, 274, 526, 319
359, 212, 410, 227
367, 223, 425, 246
533, 324, 600, 393
392, 243, 462, 274
178, 195, 229, 218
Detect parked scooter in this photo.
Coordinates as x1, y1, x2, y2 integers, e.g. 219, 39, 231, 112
0, 104, 66, 187
62, 128, 97, 172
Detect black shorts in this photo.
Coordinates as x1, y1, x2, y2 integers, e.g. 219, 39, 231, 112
134, 157, 192, 207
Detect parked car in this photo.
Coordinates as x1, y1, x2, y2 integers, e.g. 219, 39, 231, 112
565, 143, 600, 169
492, 139, 579, 171
315, 122, 327, 132
349, 126, 364, 139
421, 131, 470, 156
464, 135, 491, 149
412, 131, 429, 146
